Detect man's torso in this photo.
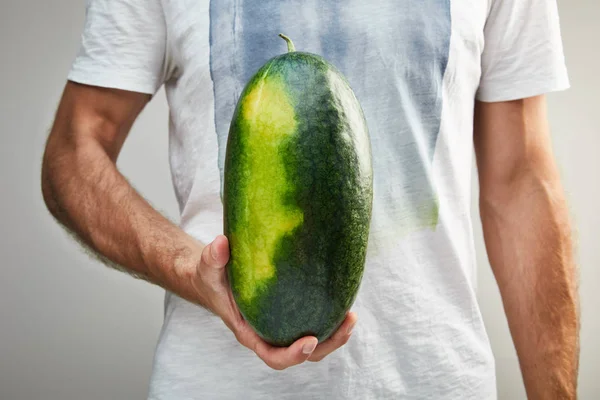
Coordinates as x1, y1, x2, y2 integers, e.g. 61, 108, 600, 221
149, 1, 496, 398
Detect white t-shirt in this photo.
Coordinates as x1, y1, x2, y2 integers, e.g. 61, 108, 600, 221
68, 0, 569, 399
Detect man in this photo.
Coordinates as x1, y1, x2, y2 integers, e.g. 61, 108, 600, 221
41, 0, 579, 398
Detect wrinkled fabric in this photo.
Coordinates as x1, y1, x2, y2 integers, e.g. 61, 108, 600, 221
68, 0, 569, 398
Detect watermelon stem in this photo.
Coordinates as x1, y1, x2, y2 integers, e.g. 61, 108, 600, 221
278, 33, 296, 52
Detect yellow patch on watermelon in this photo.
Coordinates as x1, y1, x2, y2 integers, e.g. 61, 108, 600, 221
234, 73, 304, 303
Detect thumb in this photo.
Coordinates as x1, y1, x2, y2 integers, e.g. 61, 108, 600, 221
200, 235, 230, 272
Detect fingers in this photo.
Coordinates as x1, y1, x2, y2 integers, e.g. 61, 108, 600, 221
232, 309, 357, 369
254, 335, 319, 370
308, 312, 357, 362
234, 320, 318, 371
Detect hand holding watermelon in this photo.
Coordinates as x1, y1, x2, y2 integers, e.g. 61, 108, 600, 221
191, 234, 358, 370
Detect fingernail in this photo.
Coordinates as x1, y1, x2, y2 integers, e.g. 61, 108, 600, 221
346, 321, 357, 336
210, 243, 218, 260
302, 340, 317, 354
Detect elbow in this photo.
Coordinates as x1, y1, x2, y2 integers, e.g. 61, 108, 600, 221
41, 145, 61, 220
478, 166, 568, 232
41, 178, 60, 221
40, 135, 71, 221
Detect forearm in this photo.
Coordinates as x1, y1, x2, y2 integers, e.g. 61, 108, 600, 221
42, 134, 202, 304
480, 172, 579, 399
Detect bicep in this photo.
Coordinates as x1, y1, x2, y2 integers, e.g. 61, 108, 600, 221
48, 81, 150, 161
473, 95, 557, 197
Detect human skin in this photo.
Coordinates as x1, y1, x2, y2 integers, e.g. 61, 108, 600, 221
474, 95, 579, 399
41, 81, 356, 371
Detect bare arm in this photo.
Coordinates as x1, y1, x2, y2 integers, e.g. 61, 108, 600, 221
42, 82, 353, 369
474, 95, 579, 399
42, 82, 201, 300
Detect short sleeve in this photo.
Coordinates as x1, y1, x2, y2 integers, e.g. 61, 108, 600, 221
476, 0, 570, 102
68, 0, 167, 95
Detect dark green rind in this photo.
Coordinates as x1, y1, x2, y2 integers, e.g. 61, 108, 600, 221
224, 51, 373, 346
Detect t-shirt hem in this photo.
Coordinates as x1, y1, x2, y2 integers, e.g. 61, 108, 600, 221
476, 74, 570, 102
67, 65, 162, 96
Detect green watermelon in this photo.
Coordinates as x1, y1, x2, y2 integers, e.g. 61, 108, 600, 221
223, 34, 373, 346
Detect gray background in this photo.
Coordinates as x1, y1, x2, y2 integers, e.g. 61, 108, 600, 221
0, 0, 597, 399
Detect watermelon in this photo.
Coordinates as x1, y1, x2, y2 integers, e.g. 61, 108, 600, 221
223, 34, 373, 346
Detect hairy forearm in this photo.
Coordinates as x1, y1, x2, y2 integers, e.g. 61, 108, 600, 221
42, 135, 202, 303
480, 171, 579, 399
